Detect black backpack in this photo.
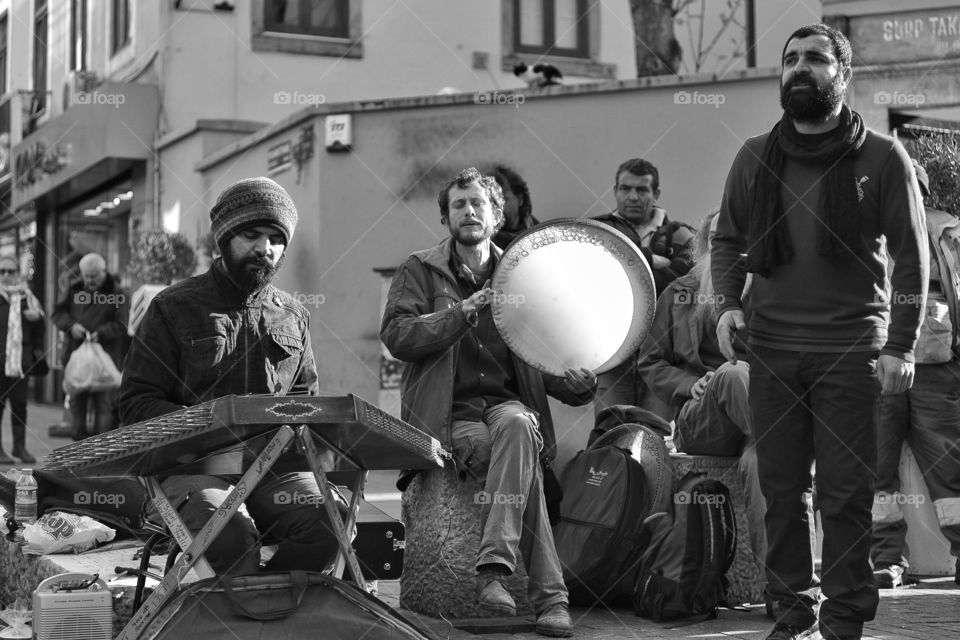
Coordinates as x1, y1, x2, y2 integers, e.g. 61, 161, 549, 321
633, 472, 737, 622
553, 424, 671, 606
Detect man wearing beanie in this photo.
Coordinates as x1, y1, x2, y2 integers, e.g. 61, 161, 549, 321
120, 177, 345, 576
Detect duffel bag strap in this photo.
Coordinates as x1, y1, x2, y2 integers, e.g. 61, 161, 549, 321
219, 571, 310, 621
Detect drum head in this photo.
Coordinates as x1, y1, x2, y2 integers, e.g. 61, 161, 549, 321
491, 218, 656, 376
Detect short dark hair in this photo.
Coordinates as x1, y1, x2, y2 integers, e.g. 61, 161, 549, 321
782, 23, 852, 70
488, 164, 533, 223
614, 158, 660, 192
437, 167, 504, 225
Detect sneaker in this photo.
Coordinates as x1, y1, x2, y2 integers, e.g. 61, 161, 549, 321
476, 566, 516, 616
764, 622, 819, 640
536, 603, 573, 637
873, 564, 904, 589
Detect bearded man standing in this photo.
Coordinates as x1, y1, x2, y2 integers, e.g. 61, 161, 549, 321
711, 24, 927, 640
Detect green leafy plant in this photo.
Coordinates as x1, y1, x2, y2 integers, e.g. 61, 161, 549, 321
127, 231, 198, 285
905, 130, 960, 218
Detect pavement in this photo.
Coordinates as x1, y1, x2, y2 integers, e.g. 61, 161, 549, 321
4, 402, 960, 639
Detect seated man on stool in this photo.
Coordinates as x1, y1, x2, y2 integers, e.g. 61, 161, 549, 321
381, 167, 596, 637
636, 209, 767, 563
120, 177, 346, 576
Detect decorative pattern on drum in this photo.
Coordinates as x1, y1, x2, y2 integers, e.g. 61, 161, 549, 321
491, 218, 656, 376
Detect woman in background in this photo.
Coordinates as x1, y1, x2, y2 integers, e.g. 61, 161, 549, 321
0, 255, 45, 464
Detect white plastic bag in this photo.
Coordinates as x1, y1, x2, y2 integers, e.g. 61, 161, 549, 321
62, 336, 122, 395
20, 511, 116, 555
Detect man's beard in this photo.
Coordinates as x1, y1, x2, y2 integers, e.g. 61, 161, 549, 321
223, 253, 284, 294
780, 72, 845, 123
450, 222, 494, 247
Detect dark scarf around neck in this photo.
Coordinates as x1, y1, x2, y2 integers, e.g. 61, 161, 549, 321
747, 105, 868, 277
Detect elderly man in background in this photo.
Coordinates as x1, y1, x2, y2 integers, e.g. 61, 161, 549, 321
52, 253, 128, 440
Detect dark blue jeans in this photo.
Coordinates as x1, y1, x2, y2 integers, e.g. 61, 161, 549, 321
750, 346, 880, 639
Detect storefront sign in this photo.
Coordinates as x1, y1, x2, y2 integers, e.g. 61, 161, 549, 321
267, 140, 292, 175
14, 141, 72, 190
848, 9, 960, 64
11, 81, 159, 210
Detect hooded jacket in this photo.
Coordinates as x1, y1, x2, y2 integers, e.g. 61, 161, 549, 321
380, 239, 594, 489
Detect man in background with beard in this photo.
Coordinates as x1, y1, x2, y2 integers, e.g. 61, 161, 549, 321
712, 24, 927, 640
382, 167, 595, 637
120, 177, 345, 576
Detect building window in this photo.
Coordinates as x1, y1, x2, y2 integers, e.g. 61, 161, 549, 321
72, 0, 87, 71
515, 0, 588, 58
33, 0, 48, 115
0, 12, 8, 96
502, 0, 615, 79
252, 0, 362, 58
265, 0, 348, 39
111, 0, 130, 55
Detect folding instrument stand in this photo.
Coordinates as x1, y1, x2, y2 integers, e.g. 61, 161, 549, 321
117, 424, 367, 640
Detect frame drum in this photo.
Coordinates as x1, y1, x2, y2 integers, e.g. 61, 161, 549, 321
491, 218, 656, 376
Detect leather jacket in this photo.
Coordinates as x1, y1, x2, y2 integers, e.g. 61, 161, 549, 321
119, 259, 318, 425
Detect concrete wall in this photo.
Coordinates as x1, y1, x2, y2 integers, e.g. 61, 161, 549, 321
198, 71, 783, 464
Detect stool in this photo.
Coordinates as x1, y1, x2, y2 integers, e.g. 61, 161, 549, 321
400, 465, 531, 618
670, 453, 766, 604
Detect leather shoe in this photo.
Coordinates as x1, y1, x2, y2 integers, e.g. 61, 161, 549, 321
536, 602, 573, 637
764, 622, 820, 640
12, 447, 36, 464
0, 450, 14, 465
476, 567, 515, 616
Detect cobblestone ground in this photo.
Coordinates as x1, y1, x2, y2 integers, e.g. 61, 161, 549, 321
381, 577, 960, 640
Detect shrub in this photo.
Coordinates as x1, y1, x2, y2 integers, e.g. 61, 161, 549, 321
904, 130, 960, 218
127, 231, 197, 285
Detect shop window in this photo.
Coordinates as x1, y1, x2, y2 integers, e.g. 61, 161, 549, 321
32, 0, 48, 115
502, 0, 614, 80
111, 0, 130, 55
0, 12, 8, 95
72, 0, 87, 71
516, 0, 588, 58
252, 0, 362, 58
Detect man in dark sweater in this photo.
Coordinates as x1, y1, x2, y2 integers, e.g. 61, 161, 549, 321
711, 24, 927, 640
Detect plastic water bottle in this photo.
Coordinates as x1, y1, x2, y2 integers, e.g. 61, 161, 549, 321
14, 468, 38, 525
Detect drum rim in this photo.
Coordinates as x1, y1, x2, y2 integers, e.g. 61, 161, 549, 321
490, 217, 656, 376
